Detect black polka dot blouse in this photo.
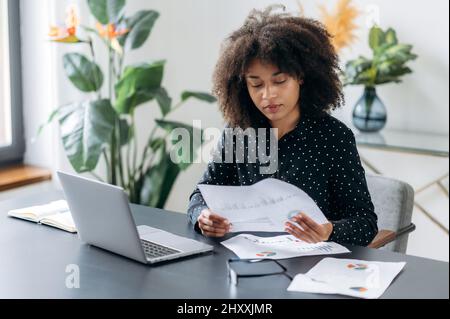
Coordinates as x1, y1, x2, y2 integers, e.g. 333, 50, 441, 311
187, 112, 378, 246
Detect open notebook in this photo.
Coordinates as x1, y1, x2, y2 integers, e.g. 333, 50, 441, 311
8, 200, 77, 233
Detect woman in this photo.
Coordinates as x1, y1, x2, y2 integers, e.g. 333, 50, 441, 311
187, 6, 378, 246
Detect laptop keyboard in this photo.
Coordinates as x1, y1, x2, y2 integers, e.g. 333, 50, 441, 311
141, 239, 180, 259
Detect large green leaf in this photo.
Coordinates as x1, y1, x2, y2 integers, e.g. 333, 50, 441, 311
381, 44, 417, 63
384, 28, 398, 46
63, 53, 103, 92
343, 57, 373, 85
369, 26, 385, 52
155, 87, 171, 116
373, 44, 393, 63
118, 118, 133, 146
119, 10, 159, 51
345, 57, 371, 77
377, 59, 397, 76
155, 119, 203, 170
87, 0, 125, 24
375, 75, 403, 85
350, 67, 376, 86
375, 66, 412, 84
37, 108, 61, 137
114, 60, 165, 114
140, 150, 181, 208
181, 91, 217, 103
149, 137, 166, 151
58, 99, 116, 172
345, 26, 416, 87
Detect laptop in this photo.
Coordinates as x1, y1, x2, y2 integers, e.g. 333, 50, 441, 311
57, 171, 213, 264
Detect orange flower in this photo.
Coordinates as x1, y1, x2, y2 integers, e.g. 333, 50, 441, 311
48, 4, 81, 43
96, 22, 129, 40
319, 0, 360, 53
96, 22, 129, 55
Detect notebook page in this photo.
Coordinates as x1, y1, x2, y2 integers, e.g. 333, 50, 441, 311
8, 200, 69, 222
40, 211, 77, 233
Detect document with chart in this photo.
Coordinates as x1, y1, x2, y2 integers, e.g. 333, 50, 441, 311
198, 178, 329, 232
221, 234, 350, 259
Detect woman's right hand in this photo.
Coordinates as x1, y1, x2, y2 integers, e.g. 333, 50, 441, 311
197, 208, 231, 237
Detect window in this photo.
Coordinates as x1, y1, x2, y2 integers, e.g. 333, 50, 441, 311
0, 0, 24, 166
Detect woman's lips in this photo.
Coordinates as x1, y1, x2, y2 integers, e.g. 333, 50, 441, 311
264, 104, 281, 113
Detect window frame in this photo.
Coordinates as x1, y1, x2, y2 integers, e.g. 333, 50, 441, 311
0, 0, 24, 166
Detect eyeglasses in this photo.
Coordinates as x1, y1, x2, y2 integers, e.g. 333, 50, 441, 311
227, 258, 293, 286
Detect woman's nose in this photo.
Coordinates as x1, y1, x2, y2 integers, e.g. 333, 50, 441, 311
262, 85, 277, 99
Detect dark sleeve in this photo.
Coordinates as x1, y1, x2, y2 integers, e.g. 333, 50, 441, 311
327, 128, 378, 246
187, 129, 238, 232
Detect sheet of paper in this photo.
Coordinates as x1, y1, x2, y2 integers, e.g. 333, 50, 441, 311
221, 234, 350, 260
287, 258, 406, 299
198, 178, 328, 232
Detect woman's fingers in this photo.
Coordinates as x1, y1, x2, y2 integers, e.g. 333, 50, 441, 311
198, 210, 230, 237
209, 214, 230, 228
200, 210, 230, 226
285, 225, 313, 243
199, 223, 228, 233
199, 216, 230, 230
285, 221, 316, 243
294, 217, 322, 242
201, 229, 226, 237
298, 213, 322, 234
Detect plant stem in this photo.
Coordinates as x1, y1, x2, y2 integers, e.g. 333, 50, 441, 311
118, 55, 125, 78
103, 149, 111, 183
108, 46, 113, 100
126, 118, 136, 201
87, 37, 101, 100
132, 112, 138, 184
138, 125, 157, 178
169, 100, 184, 113
136, 99, 183, 178
116, 119, 126, 189
110, 128, 117, 185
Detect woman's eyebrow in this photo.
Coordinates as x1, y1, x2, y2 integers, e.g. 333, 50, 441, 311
246, 71, 283, 79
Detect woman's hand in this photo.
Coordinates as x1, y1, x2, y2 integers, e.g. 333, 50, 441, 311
197, 208, 231, 237
284, 212, 333, 243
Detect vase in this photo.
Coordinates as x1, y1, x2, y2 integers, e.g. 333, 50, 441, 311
352, 86, 387, 132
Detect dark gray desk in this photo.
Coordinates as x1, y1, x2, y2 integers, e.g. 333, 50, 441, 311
0, 191, 448, 299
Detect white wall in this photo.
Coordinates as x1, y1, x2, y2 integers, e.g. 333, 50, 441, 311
19, 0, 449, 260
20, 0, 57, 168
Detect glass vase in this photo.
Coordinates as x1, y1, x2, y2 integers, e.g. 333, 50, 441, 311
352, 86, 387, 132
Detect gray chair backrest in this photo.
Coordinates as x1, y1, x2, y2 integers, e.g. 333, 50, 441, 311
365, 174, 415, 253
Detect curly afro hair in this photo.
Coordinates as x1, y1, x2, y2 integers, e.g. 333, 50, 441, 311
212, 5, 344, 129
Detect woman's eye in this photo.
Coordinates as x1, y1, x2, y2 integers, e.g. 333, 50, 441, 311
249, 79, 285, 88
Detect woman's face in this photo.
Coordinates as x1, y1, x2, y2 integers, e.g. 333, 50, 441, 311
245, 59, 302, 125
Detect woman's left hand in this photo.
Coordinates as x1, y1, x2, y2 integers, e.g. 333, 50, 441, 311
284, 212, 333, 243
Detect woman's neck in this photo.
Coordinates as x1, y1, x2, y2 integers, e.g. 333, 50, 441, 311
270, 106, 301, 140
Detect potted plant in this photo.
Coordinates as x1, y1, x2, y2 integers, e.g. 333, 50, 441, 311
41, 0, 216, 208
343, 25, 417, 132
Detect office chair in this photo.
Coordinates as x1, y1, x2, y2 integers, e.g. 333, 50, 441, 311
366, 174, 416, 253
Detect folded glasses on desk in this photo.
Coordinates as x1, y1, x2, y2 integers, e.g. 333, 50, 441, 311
227, 258, 293, 286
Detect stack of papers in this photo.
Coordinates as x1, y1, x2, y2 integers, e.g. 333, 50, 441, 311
221, 234, 350, 259
287, 258, 406, 299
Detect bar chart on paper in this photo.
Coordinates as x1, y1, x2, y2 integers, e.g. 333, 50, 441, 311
221, 234, 351, 259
